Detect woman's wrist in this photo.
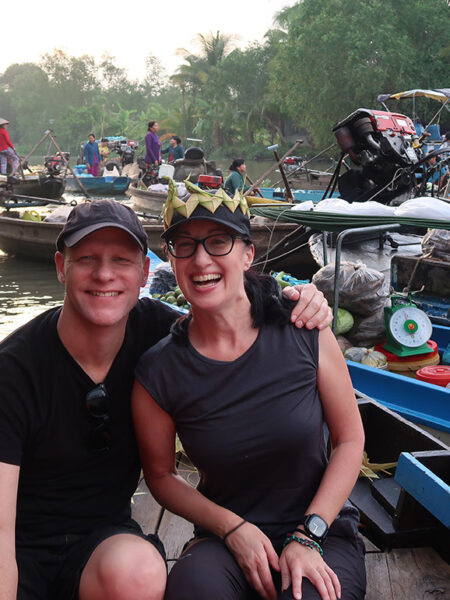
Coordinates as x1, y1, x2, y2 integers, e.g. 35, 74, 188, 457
223, 519, 246, 542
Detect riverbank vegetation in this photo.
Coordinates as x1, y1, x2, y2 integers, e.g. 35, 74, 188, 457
1, 0, 448, 159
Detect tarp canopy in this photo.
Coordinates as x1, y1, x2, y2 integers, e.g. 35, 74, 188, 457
250, 205, 450, 233
378, 89, 450, 103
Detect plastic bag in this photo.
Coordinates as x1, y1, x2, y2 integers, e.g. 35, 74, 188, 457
346, 307, 387, 347
394, 197, 450, 220
336, 335, 353, 354
312, 261, 388, 316
421, 229, 450, 261
344, 347, 368, 362
361, 350, 388, 369
149, 262, 177, 295
344, 347, 388, 369
314, 198, 351, 213
291, 201, 315, 211
343, 201, 395, 216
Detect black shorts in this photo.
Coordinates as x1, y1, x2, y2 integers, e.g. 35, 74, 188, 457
17, 518, 166, 600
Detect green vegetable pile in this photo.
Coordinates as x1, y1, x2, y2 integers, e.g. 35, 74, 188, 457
152, 286, 190, 311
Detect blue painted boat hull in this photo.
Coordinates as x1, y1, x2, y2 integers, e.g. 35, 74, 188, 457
259, 187, 338, 203
395, 450, 450, 527
65, 176, 130, 195
348, 361, 450, 433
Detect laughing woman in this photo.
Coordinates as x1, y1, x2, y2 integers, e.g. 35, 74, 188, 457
132, 190, 366, 600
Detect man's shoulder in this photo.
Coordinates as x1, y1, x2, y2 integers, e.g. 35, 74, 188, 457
0, 307, 60, 371
131, 297, 178, 330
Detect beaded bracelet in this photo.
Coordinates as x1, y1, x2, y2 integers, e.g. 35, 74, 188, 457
283, 533, 323, 557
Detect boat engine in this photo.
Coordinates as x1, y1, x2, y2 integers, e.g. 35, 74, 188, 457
116, 140, 138, 167
333, 109, 421, 204
44, 153, 70, 177
283, 156, 304, 174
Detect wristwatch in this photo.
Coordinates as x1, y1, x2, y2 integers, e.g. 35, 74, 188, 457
299, 514, 329, 544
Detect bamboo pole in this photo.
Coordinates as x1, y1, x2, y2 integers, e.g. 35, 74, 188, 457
244, 139, 303, 197
46, 131, 91, 199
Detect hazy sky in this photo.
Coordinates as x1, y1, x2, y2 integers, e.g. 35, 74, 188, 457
2, 0, 294, 79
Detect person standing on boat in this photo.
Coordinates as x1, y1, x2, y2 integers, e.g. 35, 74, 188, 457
99, 138, 110, 163
145, 121, 162, 169
224, 158, 251, 196
132, 190, 366, 600
0, 199, 332, 600
0, 118, 20, 176
84, 133, 103, 176
161, 136, 185, 163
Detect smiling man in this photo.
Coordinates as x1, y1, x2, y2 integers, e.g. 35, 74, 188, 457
0, 199, 331, 600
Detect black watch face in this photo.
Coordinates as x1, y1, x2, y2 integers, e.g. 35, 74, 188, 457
307, 515, 328, 538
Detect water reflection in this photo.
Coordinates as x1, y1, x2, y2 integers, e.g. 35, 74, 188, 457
0, 252, 64, 340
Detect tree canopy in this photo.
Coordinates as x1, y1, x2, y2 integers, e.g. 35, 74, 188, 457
1, 0, 448, 158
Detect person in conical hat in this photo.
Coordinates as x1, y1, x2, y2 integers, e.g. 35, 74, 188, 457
0, 118, 20, 176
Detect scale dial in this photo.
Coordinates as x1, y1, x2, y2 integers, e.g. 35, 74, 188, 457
388, 306, 432, 347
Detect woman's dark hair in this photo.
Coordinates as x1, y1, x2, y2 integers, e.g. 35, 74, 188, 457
101, 137, 108, 143
229, 158, 245, 171
148, 120, 156, 131
88, 133, 95, 138
172, 136, 181, 144
170, 268, 295, 342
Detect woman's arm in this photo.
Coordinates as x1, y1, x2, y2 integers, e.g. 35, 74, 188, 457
280, 327, 364, 600
0, 462, 20, 600
132, 379, 279, 600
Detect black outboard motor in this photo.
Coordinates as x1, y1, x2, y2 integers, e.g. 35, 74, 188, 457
44, 153, 70, 177
333, 109, 421, 204
117, 140, 138, 167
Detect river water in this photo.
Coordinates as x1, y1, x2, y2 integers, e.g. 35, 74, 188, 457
1, 157, 336, 340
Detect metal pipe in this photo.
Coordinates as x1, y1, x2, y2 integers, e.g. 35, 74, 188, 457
331, 224, 402, 334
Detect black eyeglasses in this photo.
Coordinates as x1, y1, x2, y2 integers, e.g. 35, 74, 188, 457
167, 233, 243, 258
86, 383, 111, 452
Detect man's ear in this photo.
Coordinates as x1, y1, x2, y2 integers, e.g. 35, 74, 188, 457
55, 251, 65, 284
141, 255, 150, 287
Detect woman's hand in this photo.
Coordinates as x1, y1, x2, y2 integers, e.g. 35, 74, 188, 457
280, 540, 341, 600
283, 283, 331, 330
224, 521, 280, 600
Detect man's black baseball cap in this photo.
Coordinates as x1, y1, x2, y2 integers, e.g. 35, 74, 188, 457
56, 199, 148, 253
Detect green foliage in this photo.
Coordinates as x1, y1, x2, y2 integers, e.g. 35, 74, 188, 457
269, 0, 450, 147
1, 3, 449, 158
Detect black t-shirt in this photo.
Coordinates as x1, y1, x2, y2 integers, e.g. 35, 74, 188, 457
0, 298, 177, 541
136, 323, 330, 543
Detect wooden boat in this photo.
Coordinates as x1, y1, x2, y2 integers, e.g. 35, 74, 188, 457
351, 396, 449, 556
65, 175, 130, 195
128, 184, 335, 217
0, 173, 65, 206
0, 211, 299, 263
286, 168, 333, 191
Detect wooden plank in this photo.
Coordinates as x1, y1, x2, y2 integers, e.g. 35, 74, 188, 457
395, 451, 450, 527
157, 510, 194, 563
131, 477, 163, 535
157, 455, 199, 561
387, 547, 450, 599
364, 552, 393, 600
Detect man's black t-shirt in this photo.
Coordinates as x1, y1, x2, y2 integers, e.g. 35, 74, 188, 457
0, 298, 177, 541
